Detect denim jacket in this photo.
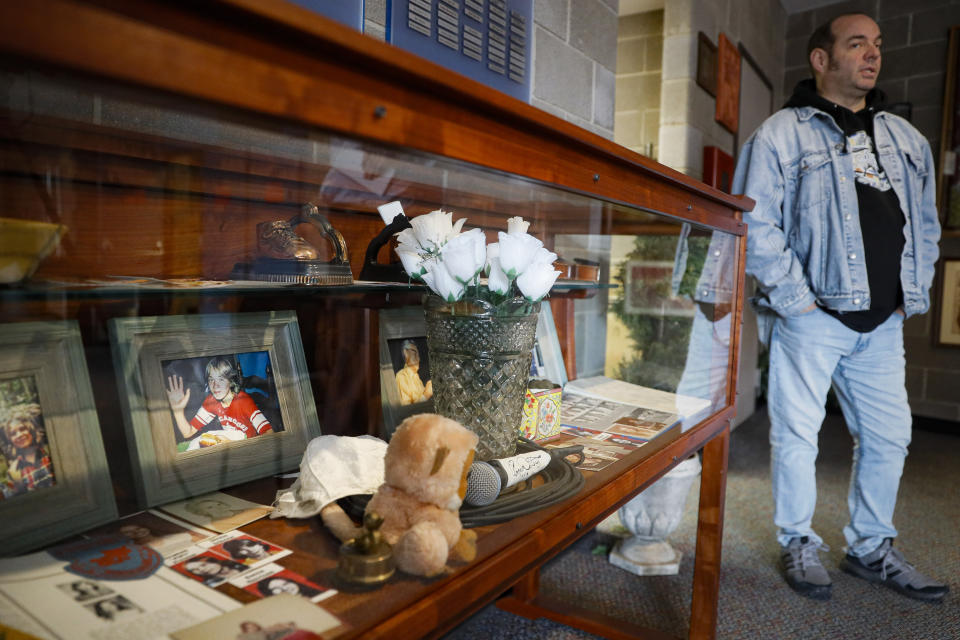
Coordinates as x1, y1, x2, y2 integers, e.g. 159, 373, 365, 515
732, 106, 941, 339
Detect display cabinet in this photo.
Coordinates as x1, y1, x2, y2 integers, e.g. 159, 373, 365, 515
0, 1, 753, 638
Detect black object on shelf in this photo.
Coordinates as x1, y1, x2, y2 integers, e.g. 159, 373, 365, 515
358, 212, 413, 283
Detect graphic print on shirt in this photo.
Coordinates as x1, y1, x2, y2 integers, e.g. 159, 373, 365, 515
190, 392, 271, 438
847, 131, 892, 192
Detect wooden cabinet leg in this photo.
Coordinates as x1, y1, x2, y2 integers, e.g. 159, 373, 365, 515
497, 566, 679, 640
689, 426, 730, 640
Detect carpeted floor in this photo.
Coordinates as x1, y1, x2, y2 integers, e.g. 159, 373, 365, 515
445, 407, 960, 639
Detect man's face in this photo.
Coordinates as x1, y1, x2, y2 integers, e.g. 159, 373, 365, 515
207, 372, 231, 401
6, 420, 35, 450
820, 15, 882, 96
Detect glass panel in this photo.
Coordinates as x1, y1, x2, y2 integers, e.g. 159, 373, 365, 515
0, 62, 733, 457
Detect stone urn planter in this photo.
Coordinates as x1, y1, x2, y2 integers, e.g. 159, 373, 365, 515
609, 453, 702, 575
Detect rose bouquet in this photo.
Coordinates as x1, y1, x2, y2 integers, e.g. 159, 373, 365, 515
379, 201, 561, 313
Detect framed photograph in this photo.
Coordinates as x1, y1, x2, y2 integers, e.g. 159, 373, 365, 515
696, 31, 717, 97
533, 301, 567, 387
715, 32, 740, 134
938, 26, 960, 228
937, 259, 960, 346
110, 311, 321, 507
0, 321, 117, 555
379, 306, 433, 438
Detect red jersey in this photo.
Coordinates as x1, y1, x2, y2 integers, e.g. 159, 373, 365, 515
189, 391, 272, 438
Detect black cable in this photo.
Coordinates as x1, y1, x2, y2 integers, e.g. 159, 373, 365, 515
337, 438, 585, 527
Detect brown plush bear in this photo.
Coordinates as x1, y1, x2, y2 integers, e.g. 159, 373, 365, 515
321, 413, 479, 577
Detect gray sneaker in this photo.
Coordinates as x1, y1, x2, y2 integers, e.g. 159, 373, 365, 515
781, 536, 832, 600
841, 538, 949, 602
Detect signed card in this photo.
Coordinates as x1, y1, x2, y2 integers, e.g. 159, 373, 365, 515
157, 491, 272, 533
239, 568, 336, 603
169, 550, 251, 587
200, 531, 291, 568
171, 594, 344, 640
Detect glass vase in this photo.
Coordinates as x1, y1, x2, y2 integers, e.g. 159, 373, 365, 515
424, 295, 540, 460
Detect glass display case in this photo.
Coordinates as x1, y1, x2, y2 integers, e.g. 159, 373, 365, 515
0, 1, 751, 638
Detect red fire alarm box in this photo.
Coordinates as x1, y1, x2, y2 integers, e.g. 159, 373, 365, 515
703, 145, 734, 193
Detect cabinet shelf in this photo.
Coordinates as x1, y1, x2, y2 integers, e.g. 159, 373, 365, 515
0, 278, 617, 302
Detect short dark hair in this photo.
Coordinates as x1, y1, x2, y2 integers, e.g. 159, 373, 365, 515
222, 538, 269, 557
806, 12, 872, 73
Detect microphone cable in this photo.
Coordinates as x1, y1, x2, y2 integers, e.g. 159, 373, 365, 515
335, 438, 586, 528
459, 438, 585, 528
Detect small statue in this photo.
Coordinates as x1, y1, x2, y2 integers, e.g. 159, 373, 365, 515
336, 510, 395, 586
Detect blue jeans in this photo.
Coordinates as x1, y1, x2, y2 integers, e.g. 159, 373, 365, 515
767, 308, 910, 557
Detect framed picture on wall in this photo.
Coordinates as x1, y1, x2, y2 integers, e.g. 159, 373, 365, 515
937, 25, 960, 229
110, 311, 321, 507
0, 321, 117, 555
379, 306, 433, 439
937, 259, 960, 346
715, 32, 741, 134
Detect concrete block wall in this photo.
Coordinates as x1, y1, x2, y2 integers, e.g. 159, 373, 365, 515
615, 10, 663, 159
657, 0, 786, 179
532, 0, 619, 139
783, 0, 960, 423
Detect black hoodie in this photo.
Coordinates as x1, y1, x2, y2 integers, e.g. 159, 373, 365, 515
785, 79, 905, 333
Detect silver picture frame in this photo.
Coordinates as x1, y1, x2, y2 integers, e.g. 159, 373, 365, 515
110, 310, 321, 507
0, 320, 117, 555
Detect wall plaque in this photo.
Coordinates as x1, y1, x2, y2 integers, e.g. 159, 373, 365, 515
389, 0, 532, 102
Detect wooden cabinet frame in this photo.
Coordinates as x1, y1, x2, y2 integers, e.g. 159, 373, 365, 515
0, 2, 753, 638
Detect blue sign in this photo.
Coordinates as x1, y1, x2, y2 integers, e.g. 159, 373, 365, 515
388, 0, 532, 103
288, 0, 364, 31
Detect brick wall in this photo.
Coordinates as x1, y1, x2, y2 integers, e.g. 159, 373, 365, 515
784, 0, 960, 423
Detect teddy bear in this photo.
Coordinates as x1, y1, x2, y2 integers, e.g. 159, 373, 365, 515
321, 413, 479, 577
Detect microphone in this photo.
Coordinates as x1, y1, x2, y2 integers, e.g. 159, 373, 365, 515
463, 449, 552, 507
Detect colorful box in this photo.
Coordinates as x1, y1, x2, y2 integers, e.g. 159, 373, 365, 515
520, 385, 562, 441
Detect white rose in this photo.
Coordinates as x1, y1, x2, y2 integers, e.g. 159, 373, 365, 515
421, 260, 466, 302
506, 216, 530, 235
497, 231, 543, 278
440, 228, 486, 284
487, 256, 511, 295
516, 261, 561, 301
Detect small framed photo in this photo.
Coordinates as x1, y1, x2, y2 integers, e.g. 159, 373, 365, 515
0, 321, 117, 555
379, 307, 433, 439
696, 31, 718, 97
937, 259, 960, 346
533, 301, 567, 387
110, 311, 322, 507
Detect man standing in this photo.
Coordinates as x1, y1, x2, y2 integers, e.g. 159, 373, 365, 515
733, 13, 947, 601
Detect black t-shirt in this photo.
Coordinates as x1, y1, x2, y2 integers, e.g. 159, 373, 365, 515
820, 108, 905, 332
